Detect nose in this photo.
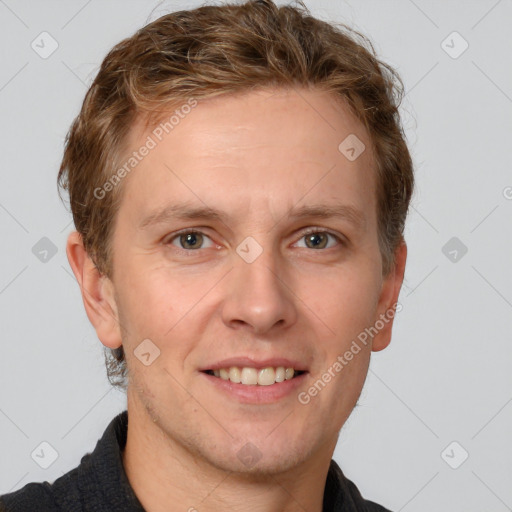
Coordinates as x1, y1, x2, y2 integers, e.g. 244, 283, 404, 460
221, 248, 298, 334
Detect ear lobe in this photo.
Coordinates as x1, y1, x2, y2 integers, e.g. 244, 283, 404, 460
66, 231, 122, 349
371, 240, 407, 352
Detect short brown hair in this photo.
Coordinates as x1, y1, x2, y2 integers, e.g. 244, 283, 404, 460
58, 0, 414, 392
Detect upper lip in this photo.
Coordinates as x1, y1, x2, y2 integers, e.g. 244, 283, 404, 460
200, 357, 308, 372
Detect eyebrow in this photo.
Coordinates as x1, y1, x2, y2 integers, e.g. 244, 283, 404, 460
137, 201, 366, 230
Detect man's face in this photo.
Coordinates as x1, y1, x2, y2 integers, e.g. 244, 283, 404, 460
105, 87, 402, 474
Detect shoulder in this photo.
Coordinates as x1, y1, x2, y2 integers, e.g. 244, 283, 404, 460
0, 463, 85, 512
344, 479, 392, 511
366, 503, 392, 512
0, 410, 138, 512
325, 459, 393, 512
0, 481, 60, 512
0, 448, 102, 512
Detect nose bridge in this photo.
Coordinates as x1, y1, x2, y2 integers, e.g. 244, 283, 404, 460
221, 239, 297, 332
237, 246, 282, 296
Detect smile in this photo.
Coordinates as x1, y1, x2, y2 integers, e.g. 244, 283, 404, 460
204, 366, 306, 386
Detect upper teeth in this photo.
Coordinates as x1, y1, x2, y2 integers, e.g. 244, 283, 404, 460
213, 367, 296, 386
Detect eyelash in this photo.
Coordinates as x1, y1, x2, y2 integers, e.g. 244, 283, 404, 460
165, 227, 344, 253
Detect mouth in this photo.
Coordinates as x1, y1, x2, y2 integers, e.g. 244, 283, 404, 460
202, 366, 307, 386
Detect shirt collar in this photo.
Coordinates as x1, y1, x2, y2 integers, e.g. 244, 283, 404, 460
75, 410, 145, 510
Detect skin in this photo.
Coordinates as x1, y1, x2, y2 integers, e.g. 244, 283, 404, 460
67, 86, 407, 512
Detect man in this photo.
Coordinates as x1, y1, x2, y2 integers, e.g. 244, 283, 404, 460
0, 0, 413, 510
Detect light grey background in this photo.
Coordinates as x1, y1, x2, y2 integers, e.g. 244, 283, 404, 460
1, 1, 511, 510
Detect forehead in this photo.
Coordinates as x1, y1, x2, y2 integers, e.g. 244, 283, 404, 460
127, 87, 373, 160
118, 86, 376, 224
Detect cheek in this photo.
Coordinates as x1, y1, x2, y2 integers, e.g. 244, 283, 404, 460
116, 268, 209, 361
303, 266, 380, 335
112, 272, 175, 358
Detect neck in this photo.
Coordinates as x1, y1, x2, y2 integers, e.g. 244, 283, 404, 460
121, 393, 334, 512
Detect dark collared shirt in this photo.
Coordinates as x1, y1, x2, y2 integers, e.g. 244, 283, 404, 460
0, 411, 392, 511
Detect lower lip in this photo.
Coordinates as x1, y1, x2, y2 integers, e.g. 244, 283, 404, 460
200, 371, 308, 404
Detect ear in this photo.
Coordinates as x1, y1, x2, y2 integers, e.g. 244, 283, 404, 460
371, 239, 407, 352
66, 231, 122, 349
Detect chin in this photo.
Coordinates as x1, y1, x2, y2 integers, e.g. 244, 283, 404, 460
209, 446, 311, 479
